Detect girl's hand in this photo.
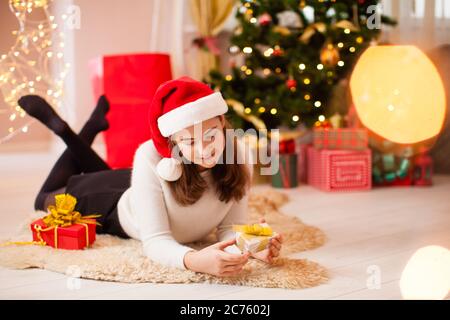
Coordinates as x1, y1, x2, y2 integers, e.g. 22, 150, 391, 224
250, 218, 283, 264
184, 238, 250, 277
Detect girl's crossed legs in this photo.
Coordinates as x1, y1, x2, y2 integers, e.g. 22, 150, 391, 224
18, 95, 112, 211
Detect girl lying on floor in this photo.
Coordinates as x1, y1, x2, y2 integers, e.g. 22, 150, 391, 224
18, 76, 283, 277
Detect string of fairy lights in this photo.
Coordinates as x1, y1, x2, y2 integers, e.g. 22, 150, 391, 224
222, 0, 373, 127
0, 0, 69, 144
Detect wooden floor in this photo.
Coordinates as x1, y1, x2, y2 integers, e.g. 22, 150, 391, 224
1, 151, 449, 300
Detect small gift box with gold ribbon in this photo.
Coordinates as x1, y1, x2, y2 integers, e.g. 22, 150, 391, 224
232, 222, 277, 254
29, 193, 102, 250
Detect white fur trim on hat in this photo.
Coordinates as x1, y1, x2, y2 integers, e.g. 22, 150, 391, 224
157, 92, 228, 137
156, 157, 182, 181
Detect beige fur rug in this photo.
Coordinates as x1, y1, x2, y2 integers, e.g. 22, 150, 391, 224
0, 190, 328, 289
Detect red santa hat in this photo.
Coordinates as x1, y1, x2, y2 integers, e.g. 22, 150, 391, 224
148, 76, 228, 181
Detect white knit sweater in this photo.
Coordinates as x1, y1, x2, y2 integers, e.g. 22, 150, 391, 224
117, 139, 252, 270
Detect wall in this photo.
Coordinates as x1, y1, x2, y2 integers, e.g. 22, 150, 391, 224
66, 0, 155, 133
0, 0, 157, 153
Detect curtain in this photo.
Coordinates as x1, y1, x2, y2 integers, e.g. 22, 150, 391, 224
381, 0, 450, 50
434, 0, 450, 46
149, 0, 188, 78
189, 0, 235, 80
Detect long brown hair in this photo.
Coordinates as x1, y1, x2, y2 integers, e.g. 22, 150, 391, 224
168, 120, 251, 206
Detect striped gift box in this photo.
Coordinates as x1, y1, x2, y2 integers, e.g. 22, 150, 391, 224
313, 128, 368, 150
307, 146, 372, 192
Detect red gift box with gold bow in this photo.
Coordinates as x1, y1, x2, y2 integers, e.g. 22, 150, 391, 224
29, 193, 101, 250
30, 218, 96, 250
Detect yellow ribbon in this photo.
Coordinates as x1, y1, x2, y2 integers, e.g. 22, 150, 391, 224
299, 20, 360, 44
232, 223, 273, 236
1, 193, 101, 248
334, 19, 360, 32
299, 22, 327, 43
234, 223, 274, 253
226, 99, 267, 132
273, 26, 291, 36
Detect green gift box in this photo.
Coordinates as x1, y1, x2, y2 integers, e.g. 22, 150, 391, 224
271, 154, 298, 188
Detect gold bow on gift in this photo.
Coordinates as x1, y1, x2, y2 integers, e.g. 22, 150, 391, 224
233, 223, 275, 253
44, 193, 102, 228
1, 193, 101, 248
232, 223, 273, 236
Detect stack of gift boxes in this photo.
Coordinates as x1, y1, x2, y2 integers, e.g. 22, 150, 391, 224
270, 124, 372, 191
371, 146, 433, 187
307, 126, 372, 191
372, 150, 413, 186
264, 121, 432, 190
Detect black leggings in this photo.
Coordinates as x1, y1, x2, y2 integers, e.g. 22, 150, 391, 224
25, 93, 132, 239
35, 117, 111, 211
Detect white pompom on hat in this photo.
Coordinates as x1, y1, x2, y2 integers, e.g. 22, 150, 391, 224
148, 76, 228, 181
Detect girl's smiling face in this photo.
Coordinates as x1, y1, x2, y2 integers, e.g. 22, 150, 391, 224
171, 115, 225, 169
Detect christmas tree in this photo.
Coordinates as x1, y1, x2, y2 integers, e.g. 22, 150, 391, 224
209, 0, 396, 130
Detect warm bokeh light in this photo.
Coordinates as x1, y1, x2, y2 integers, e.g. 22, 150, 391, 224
400, 245, 450, 300
350, 45, 446, 144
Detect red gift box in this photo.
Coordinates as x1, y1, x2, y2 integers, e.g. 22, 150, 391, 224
313, 128, 368, 150
30, 218, 96, 250
307, 146, 372, 192
279, 139, 296, 154
379, 175, 413, 187
89, 53, 172, 169
296, 143, 309, 183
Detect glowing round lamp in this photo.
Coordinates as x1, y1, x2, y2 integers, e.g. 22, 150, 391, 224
400, 245, 450, 300
350, 45, 446, 144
